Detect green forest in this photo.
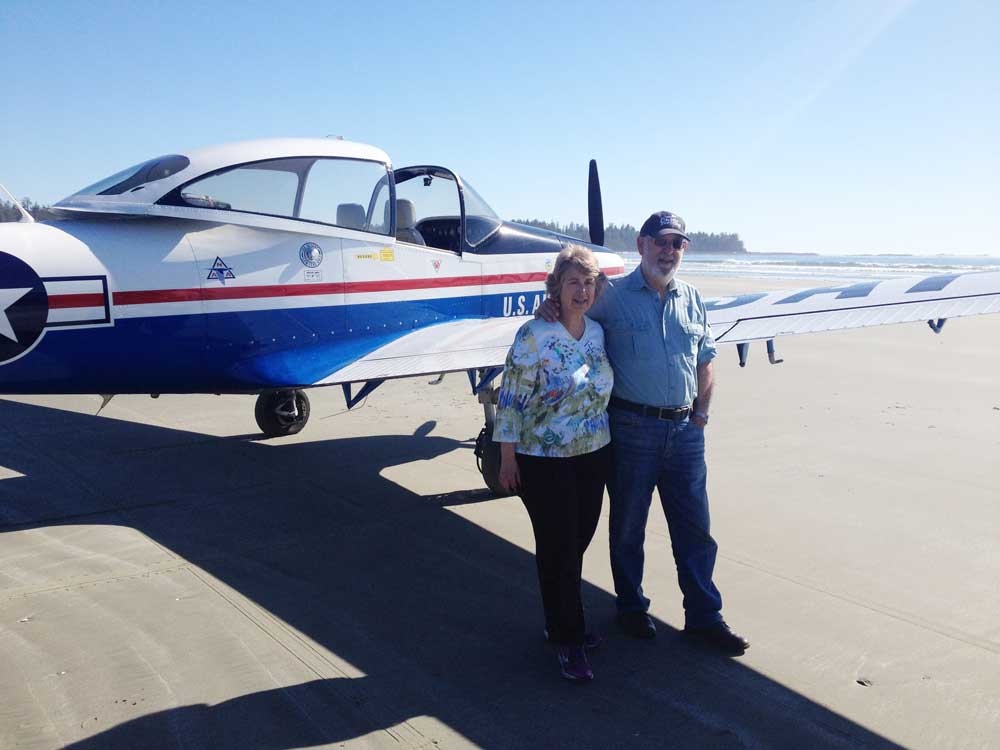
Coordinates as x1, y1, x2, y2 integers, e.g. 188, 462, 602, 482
514, 219, 747, 254
2, 202, 747, 254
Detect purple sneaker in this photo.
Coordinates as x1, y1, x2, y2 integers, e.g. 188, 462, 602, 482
556, 646, 594, 682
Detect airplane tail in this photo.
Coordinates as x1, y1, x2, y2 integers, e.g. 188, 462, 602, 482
0, 183, 35, 223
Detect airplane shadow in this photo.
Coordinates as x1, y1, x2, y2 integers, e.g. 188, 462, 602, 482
0, 399, 900, 749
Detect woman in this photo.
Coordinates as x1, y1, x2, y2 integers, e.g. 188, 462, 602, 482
494, 244, 613, 682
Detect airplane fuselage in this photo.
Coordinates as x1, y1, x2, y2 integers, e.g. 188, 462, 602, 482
0, 217, 619, 395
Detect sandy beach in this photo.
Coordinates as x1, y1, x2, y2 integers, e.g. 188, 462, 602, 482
1, 272, 998, 749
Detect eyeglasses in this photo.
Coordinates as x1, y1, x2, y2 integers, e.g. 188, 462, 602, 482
652, 236, 686, 250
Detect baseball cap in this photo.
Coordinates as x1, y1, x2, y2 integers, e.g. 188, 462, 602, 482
639, 211, 689, 241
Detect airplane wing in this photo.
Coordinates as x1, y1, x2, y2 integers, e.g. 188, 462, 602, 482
707, 270, 1000, 344
317, 270, 1000, 387
315, 316, 526, 385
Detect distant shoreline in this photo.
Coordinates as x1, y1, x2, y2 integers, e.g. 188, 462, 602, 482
742, 251, 1000, 258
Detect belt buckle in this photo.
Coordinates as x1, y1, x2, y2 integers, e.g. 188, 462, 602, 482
656, 406, 687, 421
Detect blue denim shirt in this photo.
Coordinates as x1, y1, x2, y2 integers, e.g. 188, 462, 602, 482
587, 267, 717, 408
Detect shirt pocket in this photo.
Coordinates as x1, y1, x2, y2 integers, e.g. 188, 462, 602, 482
608, 319, 653, 360
668, 321, 702, 361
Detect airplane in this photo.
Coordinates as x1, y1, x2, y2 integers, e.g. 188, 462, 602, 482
2, 136, 999, 495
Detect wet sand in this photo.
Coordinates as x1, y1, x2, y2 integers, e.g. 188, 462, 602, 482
1, 273, 998, 749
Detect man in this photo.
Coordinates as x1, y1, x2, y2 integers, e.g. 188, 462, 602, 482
540, 211, 749, 654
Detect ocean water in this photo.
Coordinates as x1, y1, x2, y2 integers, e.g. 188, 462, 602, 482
621, 252, 1000, 283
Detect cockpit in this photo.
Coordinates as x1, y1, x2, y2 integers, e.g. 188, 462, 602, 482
56, 139, 503, 254
393, 166, 501, 252
60, 143, 397, 238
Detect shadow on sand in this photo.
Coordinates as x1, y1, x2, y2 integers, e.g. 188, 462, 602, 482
0, 399, 897, 749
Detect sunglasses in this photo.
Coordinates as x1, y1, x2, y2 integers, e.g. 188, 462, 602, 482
652, 236, 686, 250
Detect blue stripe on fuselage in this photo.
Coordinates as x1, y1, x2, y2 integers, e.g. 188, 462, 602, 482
0, 290, 542, 394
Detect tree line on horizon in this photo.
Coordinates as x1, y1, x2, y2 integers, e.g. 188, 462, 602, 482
0, 199, 61, 222
513, 218, 747, 254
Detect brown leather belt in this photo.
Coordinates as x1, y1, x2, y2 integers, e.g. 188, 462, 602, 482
609, 396, 690, 421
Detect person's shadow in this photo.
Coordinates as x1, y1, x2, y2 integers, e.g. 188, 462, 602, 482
0, 398, 899, 749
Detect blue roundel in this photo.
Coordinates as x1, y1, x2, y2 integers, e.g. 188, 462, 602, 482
299, 242, 323, 268
0, 251, 48, 364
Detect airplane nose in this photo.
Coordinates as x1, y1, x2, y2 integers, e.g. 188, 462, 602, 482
0, 224, 33, 271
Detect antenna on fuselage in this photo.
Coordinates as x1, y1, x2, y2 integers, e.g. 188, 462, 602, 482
0, 183, 35, 223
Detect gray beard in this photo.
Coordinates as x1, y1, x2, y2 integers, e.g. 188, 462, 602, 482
642, 260, 679, 287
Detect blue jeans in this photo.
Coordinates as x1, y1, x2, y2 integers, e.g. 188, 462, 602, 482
608, 407, 723, 629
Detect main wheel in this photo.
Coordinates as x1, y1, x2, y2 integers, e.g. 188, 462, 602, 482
474, 425, 510, 497
254, 390, 310, 437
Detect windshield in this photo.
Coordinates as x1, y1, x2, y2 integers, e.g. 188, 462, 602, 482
70, 155, 191, 196
460, 178, 501, 246
460, 179, 498, 220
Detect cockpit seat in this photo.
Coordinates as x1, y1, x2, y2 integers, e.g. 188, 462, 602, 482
395, 199, 426, 245
336, 203, 366, 231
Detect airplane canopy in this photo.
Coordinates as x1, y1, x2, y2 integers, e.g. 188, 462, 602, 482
53, 138, 391, 217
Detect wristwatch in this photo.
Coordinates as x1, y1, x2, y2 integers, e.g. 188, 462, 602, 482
693, 411, 710, 424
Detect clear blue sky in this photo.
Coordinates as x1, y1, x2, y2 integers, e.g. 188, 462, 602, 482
2, 0, 997, 254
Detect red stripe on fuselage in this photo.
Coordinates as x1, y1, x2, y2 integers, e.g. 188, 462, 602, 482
47, 293, 106, 309
112, 283, 349, 305
48, 267, 625, 309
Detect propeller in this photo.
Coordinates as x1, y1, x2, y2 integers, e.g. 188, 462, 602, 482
588, 159, 604, 247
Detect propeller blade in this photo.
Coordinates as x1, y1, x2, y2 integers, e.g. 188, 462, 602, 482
588, 159, 604, 246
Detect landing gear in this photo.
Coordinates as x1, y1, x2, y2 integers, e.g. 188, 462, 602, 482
473, 384, 511, 497
254, 389, 310, 437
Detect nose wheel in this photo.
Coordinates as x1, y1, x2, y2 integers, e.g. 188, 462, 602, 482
254, 389, 311, 437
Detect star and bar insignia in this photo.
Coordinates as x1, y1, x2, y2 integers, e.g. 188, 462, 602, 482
0, 251, 112, 366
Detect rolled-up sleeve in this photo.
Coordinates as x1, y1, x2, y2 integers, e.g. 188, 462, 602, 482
493, 324, 540, 444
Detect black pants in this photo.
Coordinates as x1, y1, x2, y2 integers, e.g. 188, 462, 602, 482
517, 445, 611, 646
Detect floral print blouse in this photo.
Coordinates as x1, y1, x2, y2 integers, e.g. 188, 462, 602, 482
493, 318, 613, 457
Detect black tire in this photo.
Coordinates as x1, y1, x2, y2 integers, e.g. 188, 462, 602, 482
474, 426, 511, 497
254, 390, 310, 437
